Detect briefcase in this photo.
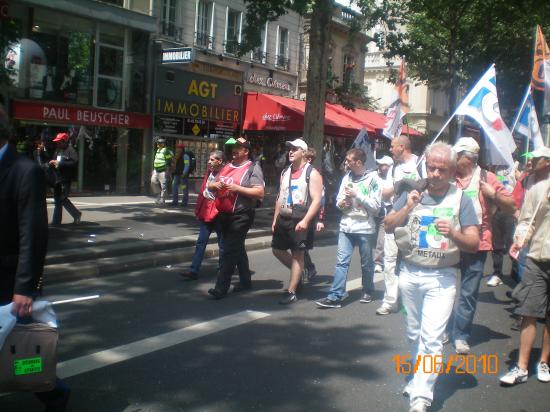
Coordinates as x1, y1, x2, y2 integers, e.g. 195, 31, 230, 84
0, 323, 58, 392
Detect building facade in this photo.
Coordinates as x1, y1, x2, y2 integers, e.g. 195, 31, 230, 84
5, 0, 155, 194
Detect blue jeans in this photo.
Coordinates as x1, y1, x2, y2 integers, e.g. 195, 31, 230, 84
189, 219, 224, 274
450, 251, 487, 342
172, 175, 189, 206
328, 231, 375, 301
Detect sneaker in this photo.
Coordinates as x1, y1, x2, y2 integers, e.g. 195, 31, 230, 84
454, 339, 470, 354
537, 361, 550, 382
409, 397, 430, 412
207, 288, 226, 300
306, 267, 318, 280
487, 275, 503, 287
279, 291, 298, 305
180, 271, 198, 280
442, 332, 450, 345
500, 365, 528, 386
359, 292, 373, 303
315, 297, 342, 309
376, 304, 396, 315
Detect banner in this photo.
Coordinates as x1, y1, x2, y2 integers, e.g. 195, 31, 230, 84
531, 25, 550, 113
455, 65, 516, 169
382, 59, 409, 139
516, 89, 544, 151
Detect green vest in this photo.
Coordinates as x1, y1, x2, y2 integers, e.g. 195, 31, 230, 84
153, 147, 173, 170
394, 184, 462, 268
16, 140, 27, 154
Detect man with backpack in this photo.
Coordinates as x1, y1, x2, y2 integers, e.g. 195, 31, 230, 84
271, 139, 323, 304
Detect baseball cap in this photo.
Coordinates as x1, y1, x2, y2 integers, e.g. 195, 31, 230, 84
376, 155, 394, 166
530, 146, 550, 159
52, 132, 69, 142
175, 143, 185, 148
285, 138, 308, 151
235, 136, 251, 149
453, 137, 480, 154
156, 138, 166, 144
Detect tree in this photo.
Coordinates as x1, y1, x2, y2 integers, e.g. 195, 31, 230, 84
378, 0, 550, 136
241, 0, 381, 167
0, 17, 20, 90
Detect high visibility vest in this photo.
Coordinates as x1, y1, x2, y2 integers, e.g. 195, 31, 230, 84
16, 141, 27, 155
394, 184, 463, 268
153, 147, 172, 170
214, 160, 252, 213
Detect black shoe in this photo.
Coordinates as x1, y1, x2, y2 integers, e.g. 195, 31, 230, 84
73, 213, 82, 224
43, 382, 70, 412
306, 267, 318, 280
315, 297, 342, 309
233, 283, 252, 293
279, 291, 297, 305
208, 288, 226, 300
359, 292, 373, 303
180, 271, 198, 280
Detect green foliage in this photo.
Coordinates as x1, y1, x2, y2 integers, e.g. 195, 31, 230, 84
378, 0, 550, 115
0, 18, 21, 87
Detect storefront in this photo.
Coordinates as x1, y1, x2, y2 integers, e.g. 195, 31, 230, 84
153, 61, 243, 179
4, 1, 154, 193
11, 100, 151, 193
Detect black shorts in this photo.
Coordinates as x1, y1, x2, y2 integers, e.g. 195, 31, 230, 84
271, 215, 314, 251
513, 257, 550, 319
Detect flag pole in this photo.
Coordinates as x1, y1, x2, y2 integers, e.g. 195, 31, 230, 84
416, 106, 461, 167
511, 85, 531, 134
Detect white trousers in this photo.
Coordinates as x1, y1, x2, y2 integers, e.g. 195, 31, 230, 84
381, 233, 399, 307
151, 170, 168, 201
399, 266, 456, 404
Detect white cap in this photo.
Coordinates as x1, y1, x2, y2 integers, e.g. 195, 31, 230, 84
531, 146, 550, 159
453, 137, 480, 154
285, 138, 308, 151
376, 155, 394, 166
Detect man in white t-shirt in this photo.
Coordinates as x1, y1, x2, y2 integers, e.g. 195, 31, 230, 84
377, 135, 420, 315
374, 156, 394, 273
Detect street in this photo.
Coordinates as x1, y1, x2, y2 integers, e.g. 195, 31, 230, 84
1, 240, 548, 412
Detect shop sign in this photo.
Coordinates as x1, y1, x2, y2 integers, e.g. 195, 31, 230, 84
184, 118, 208, 136
12, 100, 151, 129
0, 1, 8, 20
162, 47, 193, 64
209, 121, 239, 138
247, 72, 292, 92
155, 115, 183, 134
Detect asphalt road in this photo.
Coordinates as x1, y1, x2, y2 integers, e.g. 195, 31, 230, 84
1, 240, 549, 412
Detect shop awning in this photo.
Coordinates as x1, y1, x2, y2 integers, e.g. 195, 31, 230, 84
243, 93, 422, 138
243, 92, 366, 138
327, 103, 423, 137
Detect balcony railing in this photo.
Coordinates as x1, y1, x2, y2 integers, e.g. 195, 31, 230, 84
224, 39, 240, 55
275, 55, 290, 71
364, 51, 399, 69
195, 32, 214, 50
251, 48, 267, 64
161, 22, 184, 43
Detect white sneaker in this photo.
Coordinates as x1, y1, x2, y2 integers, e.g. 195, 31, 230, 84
486, 275, 503, 287
454, 339, 470, 354
374, 264, 383, 273
409, 397, 430, 412
376, 304, 397, 315
500, 365, 528, 386
537, 362, 550, 382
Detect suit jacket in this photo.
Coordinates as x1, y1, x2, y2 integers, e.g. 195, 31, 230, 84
0, 144, 48, 303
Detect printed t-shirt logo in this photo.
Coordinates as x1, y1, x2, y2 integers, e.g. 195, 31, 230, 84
418, 207, 454, 250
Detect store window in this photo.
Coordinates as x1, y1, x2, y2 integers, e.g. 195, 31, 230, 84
96, 24, 125, 109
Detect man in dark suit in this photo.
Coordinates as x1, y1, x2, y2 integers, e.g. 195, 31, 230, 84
0, 100, 70, 411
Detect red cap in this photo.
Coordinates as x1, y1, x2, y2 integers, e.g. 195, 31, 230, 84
176, 143, 185, 148
53, 132, 69, 142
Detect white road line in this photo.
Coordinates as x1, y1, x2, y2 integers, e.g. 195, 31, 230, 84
52, 295, 101, 305
56, 310, 270, 379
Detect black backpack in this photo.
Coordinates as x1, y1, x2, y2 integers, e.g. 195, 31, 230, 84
185, 151, 196, 175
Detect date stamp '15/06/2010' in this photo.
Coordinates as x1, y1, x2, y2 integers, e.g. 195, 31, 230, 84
392, 354, 499, 375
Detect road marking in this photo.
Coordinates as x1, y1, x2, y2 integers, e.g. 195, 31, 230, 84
57, 310, 270, 379
52, 295, 100, 305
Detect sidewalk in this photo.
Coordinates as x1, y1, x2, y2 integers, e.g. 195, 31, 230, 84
44, 194, 339, 284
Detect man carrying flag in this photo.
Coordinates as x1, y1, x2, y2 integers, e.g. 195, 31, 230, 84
383, 58, 410, 139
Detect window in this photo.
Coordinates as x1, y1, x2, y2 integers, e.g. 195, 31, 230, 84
161, 0, 177, 38
276, 27, 289, 71
195, 0, 214, 49
96, 25, 125, 109
343, 54, 355, 90
224, 9, 241, 55
251, 23, 267, 64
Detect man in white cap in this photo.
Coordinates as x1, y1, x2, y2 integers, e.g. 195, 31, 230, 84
272, 138, 323, 304
447, 137, 515, 354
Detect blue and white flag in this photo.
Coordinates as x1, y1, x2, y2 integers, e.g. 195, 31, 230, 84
516, 90, 544, 151
351, 128, 376, 171
455, 65, 516, 169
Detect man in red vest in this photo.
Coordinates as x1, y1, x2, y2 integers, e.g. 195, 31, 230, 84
207, 137, 264, 299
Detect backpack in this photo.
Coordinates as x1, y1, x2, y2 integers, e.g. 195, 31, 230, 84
185, 151, 196, 175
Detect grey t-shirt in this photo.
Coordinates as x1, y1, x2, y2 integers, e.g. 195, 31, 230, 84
235, 163, 265, 213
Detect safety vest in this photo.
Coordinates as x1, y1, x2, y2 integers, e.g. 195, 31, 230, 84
153, 147, 172, 170
460, 166, 483, 222
279, 163, 312, 217
215, 160, 252, 213
394, 184, 463, 268
16, 140, 27, 155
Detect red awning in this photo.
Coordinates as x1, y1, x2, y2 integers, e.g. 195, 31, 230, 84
243, 93, 367, 138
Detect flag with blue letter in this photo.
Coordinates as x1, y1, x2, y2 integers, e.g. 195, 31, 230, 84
516, 90, 544, 150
